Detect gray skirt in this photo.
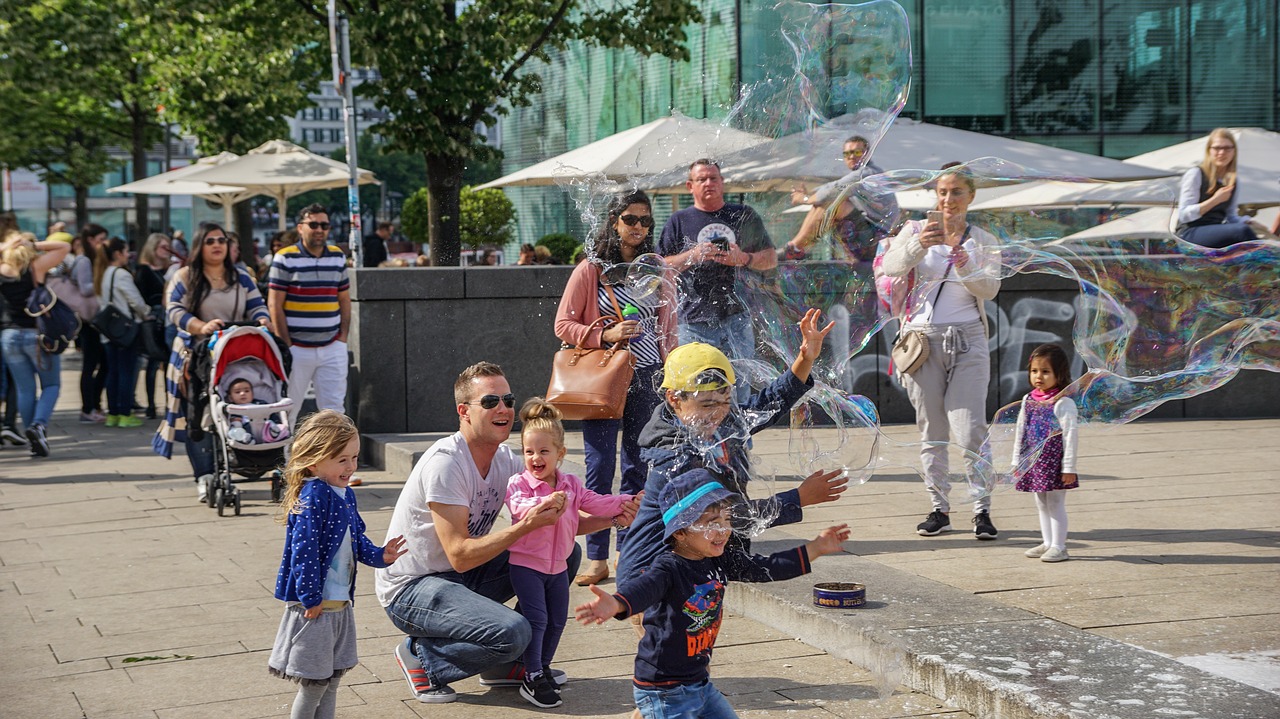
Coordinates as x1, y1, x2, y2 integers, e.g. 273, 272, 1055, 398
268, 603, 358, 685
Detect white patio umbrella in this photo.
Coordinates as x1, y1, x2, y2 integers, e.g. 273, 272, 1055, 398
972, 128, 1280, 212
180, 140, 379, 231
108, 152, 253, 228
644, 115, 1174, 194
475, 113, 770, 190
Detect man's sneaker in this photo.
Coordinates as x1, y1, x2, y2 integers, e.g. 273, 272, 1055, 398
916, 511, 951, 536
1024, 543, 1049, 558
519, 672, 562, 708
105, 414, 121, 428
479, 660, 567, 687
972, 512, 998, 540
1, 426, 26, 446
25, 424, 49, 457
1040, 547, 1070, 563
394, 639, 457, 704
197, 474, 212, 502
117, 415, 144, 428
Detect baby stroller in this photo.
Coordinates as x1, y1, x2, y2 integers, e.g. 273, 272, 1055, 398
188, 325, 295, 516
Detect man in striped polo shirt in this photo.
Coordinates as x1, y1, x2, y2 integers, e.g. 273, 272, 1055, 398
268, 204, 351, 413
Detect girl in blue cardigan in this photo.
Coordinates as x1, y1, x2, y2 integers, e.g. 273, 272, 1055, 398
269, 411, 406, 719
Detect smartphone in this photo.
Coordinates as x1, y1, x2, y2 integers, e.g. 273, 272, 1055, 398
926, 210, 944, 228
709, 236, 730, 251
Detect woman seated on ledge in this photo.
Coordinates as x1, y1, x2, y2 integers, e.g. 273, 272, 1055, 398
1176, 128, 1257, 249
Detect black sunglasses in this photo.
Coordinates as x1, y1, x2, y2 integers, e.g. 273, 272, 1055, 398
304, 221, 331, 230
205, 236, 229, 245
619, 214, 654, 228
468, 393, 515, 409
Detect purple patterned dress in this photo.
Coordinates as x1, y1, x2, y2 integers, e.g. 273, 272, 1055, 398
1014, 393, 1077, 493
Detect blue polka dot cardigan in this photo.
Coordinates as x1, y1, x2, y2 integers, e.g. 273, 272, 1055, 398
274, 479, 391, 608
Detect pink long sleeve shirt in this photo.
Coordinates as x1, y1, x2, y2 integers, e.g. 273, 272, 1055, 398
505, 469, 633, 575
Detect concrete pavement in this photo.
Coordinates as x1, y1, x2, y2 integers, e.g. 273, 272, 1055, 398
0, 364, 971, 719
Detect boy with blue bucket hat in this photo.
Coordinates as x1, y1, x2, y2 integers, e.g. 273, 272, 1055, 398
575, 467, 850, 718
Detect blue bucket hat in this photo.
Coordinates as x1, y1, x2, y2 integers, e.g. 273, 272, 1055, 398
659, 468, 739, 540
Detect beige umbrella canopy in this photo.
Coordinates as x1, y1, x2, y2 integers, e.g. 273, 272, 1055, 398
108, 152, 253, 228
476, 113, 770, 190
180, 140, 379, 231
973, 128, 1280, 212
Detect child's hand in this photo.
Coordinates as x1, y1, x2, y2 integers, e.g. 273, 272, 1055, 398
574, 585, 622, 625
1061, 473, 1078, 488
303, 605, 322, 619
522, 494, 565, 530
615, 491, 644, 527
806, 524, 851, 559
796, 468, 848, 507
796, 308, 835, 363
383, 535, 408, 565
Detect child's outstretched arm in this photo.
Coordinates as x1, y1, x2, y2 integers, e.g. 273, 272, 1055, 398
790, 308, 836, 383
804, 524, 851, 560
382, 535, 407, 565
575, 585, 623, 625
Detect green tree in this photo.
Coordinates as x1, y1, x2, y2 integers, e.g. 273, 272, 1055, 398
459, 187, 516, 250
537, 232, 580, 264
292, 0, 702, 265
400, 188, 431, 247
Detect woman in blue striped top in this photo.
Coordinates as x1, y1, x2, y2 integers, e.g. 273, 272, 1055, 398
555, 190, 678, 587
152, 223, 270, 501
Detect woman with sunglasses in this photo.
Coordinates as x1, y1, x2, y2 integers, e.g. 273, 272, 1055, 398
554, 190, 677, 587
153, 222, 270, 501
1176, 129, 1257, 249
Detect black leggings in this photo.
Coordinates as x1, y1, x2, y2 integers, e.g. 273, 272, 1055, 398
79, 325, 108, 414
144, 356, 165, 410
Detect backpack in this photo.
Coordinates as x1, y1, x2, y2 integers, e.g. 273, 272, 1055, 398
25, 283, 81, 355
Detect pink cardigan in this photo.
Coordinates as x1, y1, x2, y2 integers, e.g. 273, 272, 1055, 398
505, 470, 633, 575
554, 260, 677, 357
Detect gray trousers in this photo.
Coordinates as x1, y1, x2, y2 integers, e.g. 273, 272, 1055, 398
900, 320, 992, 514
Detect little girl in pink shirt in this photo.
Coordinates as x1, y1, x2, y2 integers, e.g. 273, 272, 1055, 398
505, 398, 637, 708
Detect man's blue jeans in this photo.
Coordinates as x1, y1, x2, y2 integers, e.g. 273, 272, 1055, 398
634, 679, 738, 719
678, 311, 755, 404
384, 545, 581, 686
1, 328, 61, 430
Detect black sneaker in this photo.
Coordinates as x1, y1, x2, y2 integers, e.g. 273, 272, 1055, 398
25, 424, 49, 457
1, 426, 26, 446
520, 672, 562, 708
973, 512, 998, 540
916, 511, 951, 536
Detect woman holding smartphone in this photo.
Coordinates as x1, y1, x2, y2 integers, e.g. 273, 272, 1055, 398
878, 163, 1002, 541
1176, 128, 1257, 249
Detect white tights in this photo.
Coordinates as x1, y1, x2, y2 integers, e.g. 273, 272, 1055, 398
1034, 491, 1068, 550
292, 678, 340, 719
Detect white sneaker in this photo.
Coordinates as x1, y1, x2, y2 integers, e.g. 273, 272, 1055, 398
1024, 543, 1049, 558
197, 474, 212, 502
1040, 547, 1070, 563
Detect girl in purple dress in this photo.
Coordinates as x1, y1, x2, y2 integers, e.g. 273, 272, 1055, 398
1012, 344, 1079, 563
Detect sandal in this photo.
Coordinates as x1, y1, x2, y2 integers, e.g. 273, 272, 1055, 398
573, 561, 609, 586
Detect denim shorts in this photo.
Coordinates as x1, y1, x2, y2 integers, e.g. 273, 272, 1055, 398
633, 679, 737, 719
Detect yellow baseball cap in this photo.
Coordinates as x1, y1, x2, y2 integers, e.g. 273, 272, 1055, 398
661, 342, 736, 392
46, 232, 74, 243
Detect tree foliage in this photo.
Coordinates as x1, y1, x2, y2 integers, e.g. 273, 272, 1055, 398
400, 188, 431, 247
292, 0, 703, 265
459, 187, 517, 250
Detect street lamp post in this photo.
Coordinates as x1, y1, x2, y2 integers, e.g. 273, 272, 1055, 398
328, 1, 362, 266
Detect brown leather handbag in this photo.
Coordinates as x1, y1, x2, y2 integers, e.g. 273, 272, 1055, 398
546, 287, 636, 420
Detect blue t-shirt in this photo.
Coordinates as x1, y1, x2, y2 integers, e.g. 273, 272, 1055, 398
658, 204, 773, 323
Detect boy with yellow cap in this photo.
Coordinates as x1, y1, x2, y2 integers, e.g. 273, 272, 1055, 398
616, 308, 848, 588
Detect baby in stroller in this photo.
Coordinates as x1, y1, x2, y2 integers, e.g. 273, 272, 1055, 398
225, 378, 290, 445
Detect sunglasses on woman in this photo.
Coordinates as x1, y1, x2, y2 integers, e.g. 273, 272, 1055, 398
205, 236, 229, 245
467, 393, 516, 409
619, 214, 654, 228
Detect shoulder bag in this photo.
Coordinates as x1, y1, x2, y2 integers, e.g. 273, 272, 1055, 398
891, 228, 966, 376
45, 257, 100, 322
90, 269, 140, 346
545, 284, 635, 420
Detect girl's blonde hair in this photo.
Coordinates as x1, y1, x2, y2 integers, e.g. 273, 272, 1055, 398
519, 397, 564, 448
1199, 128, 1238, 189
276, 410, 359, 522
1, 232, 38, 273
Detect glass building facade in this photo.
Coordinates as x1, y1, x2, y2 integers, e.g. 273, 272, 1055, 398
499, 0, 1279, 247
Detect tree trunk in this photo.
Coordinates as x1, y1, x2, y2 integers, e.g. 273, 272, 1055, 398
233, 200, 255, 263
131, 109, 150, 247
425, 153, 466, 267
74, 185, 89, 228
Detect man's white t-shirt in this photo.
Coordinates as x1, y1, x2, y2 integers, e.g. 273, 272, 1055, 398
375, 432, 523, 607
